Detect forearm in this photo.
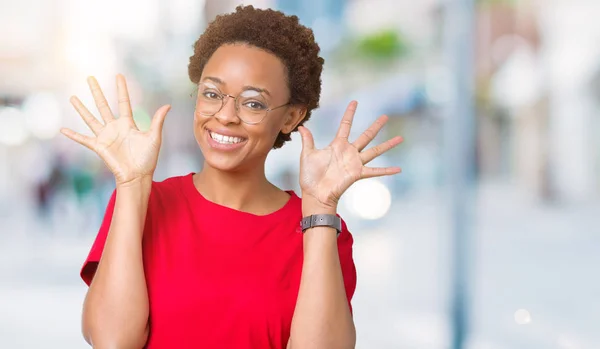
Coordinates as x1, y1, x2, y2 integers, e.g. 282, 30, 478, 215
289, 202, 355, 349
83, 179, 152, 348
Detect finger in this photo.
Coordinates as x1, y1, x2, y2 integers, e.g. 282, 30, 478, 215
298, 126, 315, 151
87, 76, 114, 123
360, 136, 403, 165
361, 166, 402, 179
150, 105, 171, 137
335, 101, 358, 140
352, 114, 388, 151
116, 74, 134, 120
60, 128, 94, 150
69, 96, 103, 135
298, 126, 314, 152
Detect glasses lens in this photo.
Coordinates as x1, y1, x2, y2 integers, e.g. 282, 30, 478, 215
237, 90, 268, 124
197, 85, 223, 116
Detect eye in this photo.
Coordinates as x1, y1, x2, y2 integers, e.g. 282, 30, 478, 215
243, 101, 267, 110
202, 91, 222, 100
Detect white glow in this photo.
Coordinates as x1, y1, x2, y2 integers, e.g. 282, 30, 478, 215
169, 0, 205, 35
355, 231, 397, 275
63, 0, 118, 77
64, 36, 117, 77
0, 107, 29, 146
557, 334, 581, 349
23, 93, 62, 140
491, 45, 542, 109
514, 309, 532, 325
64, 0, 159, 42
105, 0, 160, 40
343, 179, 392, 220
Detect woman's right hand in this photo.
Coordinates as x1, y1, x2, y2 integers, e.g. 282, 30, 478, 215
61, 75, 171, 187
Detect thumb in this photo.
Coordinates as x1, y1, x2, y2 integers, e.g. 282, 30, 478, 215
150, 105, 171, 137
298, 126, 314, 152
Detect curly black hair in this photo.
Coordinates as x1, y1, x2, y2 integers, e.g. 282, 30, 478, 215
188, 5, 324, 149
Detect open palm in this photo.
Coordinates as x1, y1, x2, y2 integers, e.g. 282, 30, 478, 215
61, 75, 171, 186
299, 101, 403, 208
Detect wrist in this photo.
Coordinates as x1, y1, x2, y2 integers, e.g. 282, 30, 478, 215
116, 175, 153, 189
116, 175, 153, 194
301, 195, 337, 216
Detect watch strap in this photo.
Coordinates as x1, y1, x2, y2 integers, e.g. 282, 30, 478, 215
301, 214, 342, 236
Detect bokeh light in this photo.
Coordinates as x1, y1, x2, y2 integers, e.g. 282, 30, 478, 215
343, 179, 392, 220
22, 93, 62, 140
0, 107, 29, 146
514, 309, 532, 325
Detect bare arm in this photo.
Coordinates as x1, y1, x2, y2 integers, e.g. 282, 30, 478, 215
61, 74, 170, 348
288, 201, 355, 349
82, 179, 152, 348
290, 100, 403, 348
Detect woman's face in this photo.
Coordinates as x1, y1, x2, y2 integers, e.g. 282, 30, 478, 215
193, 44, 304, 172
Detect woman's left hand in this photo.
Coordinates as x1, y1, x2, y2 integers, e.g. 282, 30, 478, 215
298, 101, 403, 211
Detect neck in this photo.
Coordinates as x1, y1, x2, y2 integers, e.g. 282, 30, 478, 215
194, 160, 279, 211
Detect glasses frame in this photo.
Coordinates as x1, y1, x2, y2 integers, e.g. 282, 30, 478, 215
194, 87, 290, 125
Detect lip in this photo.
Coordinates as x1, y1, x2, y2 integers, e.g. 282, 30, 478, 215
205, 128, 247, 151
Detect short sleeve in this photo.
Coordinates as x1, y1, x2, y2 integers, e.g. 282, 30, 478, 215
338, 218, 357, 314
80, 190, 117, 286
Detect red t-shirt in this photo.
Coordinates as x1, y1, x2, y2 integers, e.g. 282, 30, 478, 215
81, 173, 357, 349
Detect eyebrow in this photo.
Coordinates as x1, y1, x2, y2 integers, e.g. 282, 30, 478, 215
202, 76, 272, 97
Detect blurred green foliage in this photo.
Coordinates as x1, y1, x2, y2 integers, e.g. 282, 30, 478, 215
355, 29, 408, 60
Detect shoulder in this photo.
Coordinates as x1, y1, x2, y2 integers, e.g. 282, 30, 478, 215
151, 173, 191, 192
149, 173, 193, 199
142, 173, 195, 215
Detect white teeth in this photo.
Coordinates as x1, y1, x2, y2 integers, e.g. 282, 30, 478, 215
209, 131, 244, 145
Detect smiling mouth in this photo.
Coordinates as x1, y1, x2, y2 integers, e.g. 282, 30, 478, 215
207, 129, 247, 145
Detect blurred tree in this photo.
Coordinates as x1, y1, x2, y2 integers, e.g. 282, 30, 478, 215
329, 28, 410, 73
355, 30, 408, 61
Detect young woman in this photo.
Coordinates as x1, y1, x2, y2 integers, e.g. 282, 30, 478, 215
61, 5, 402, 349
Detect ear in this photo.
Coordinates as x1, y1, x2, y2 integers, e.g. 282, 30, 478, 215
281, 106, 307, 134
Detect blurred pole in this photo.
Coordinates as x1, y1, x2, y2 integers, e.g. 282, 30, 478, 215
443, 0, 476, 349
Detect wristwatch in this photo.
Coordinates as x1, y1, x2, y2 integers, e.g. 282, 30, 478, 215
301, 214, 342, 236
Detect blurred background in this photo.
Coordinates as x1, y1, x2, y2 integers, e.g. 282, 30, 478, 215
1, 0, 599, 348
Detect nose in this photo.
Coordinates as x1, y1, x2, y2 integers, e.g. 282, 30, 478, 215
214, 96, 240, 125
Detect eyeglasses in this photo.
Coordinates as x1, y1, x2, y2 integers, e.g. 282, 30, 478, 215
195, 83, 290, 125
